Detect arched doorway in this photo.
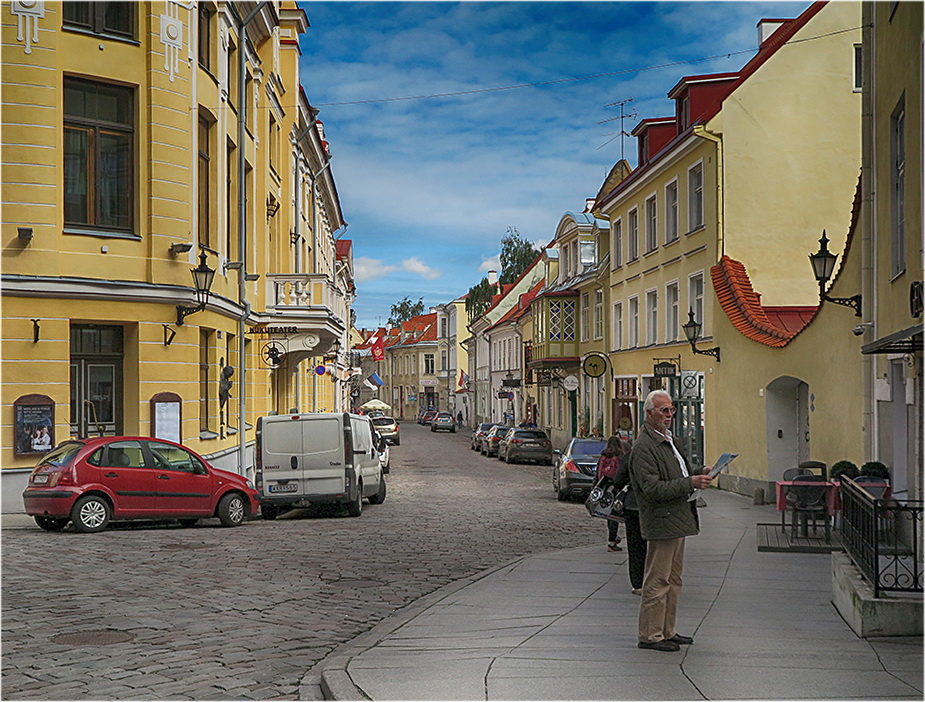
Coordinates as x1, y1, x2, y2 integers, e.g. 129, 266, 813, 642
765, 376, 810, 482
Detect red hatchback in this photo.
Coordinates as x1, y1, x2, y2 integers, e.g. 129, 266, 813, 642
22, 436, 260, 533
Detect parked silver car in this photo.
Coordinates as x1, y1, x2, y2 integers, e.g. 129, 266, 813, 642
471, 423, 499, 451
371, 416, 400, 445
498, 428, 553, 464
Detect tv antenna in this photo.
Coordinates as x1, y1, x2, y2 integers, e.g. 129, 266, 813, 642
597, 98, 637, 161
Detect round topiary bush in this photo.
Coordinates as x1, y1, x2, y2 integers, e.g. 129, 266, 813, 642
860, 461, 890, 480
830, 460, 859, 481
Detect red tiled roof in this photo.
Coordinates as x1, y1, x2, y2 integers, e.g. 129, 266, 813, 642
711, 256, 818, 348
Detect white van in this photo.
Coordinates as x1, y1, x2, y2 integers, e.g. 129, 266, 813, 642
256, 412, 386, 518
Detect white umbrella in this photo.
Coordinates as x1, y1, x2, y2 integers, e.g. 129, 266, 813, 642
360, 399, 391, 411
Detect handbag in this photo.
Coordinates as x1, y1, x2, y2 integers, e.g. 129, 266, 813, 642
585, 479, 628, 521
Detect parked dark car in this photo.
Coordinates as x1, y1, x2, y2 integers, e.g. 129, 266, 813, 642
480, 425, 509, 457
471, 423, 499, 451
22, 437, 260, 533
371, 416, 400, 445
552, 438, 607, 501
431, 412, 456, 433
498, 428, 553, 464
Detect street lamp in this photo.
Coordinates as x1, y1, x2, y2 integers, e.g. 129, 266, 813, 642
682, 308, 721, 362
808, 230, 862, 316
176, 252, 216, 325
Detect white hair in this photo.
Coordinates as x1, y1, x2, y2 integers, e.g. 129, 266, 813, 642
643, 389, 673, 413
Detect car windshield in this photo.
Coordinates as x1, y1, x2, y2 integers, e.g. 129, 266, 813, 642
437, 413, 451, 419
515, 430, 547, 440
372, 417, 395, 426
36, 442, 82, 468
570, 440, 606, 457
478, 423, 496, 431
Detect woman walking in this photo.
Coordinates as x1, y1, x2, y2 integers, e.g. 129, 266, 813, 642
613, 442, 647, 594
596, 436, 631, 552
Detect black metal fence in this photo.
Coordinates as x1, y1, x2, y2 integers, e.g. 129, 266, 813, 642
839, 478, 923, 597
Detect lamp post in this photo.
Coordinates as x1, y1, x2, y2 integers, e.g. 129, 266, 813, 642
682, 308, 721, 362
808, 230, 862, 316
176, 252, 215, 325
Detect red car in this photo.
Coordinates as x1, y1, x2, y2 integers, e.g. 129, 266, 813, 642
22, 436, 260, 533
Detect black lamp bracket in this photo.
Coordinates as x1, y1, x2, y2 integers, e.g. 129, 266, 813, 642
176, 302, 206, 326
690, 344, 721, 362
821, 292, 862, 317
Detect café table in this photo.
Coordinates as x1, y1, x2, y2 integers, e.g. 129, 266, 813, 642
774, 479, 893, 537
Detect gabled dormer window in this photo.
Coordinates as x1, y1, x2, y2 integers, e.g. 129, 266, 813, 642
639, 132, 649, 165
678, 94, 690, 131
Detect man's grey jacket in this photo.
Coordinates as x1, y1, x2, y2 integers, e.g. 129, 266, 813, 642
628, 424, 700, 541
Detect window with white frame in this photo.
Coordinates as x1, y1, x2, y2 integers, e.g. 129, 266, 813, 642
560, 245, 570, 281
665, 180, 679, 243
689, 163, 704, 231
646, 290, 658, 345
571, 241, 579, 276
666, 282, 679, 342
891, 95, 906, 278
613, 218, 623, 268
594, 289, 603, 339
440, 349, 447, 371
580, 240, 596, 267
612, 301, 623, 350
628, 208, 639, 261
688, 273, 704, 325
853, 44, 863, 92
645, 195, 658, 253
424, 353, 435, 375
580, 293, 590, 341
628, 296, 639, 348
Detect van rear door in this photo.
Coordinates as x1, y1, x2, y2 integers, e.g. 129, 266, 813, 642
299, 414, 349, 497
259, 414, 305, 500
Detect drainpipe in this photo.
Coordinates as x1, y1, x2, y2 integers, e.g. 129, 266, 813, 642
292, 116, 318, 274
692, 125, 725, 259
860, 3, 876, 461
235, 1, 265, 480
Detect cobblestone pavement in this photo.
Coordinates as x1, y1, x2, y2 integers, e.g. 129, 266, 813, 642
2, 423, 601, 700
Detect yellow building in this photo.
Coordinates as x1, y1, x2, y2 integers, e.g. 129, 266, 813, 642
594, 2, 863, 484
2, 2, 354, 510
381, 313, 439, 421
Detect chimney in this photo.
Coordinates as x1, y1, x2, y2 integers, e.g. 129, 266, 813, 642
757, 19, 787, 45
585, 198, 596, 213
487, 270, 498, 286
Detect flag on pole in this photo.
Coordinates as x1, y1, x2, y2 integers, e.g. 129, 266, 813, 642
370, 334, 385, 362
363, 378, 378, 390
458, 369, 470, 388
368, 372, 384, 386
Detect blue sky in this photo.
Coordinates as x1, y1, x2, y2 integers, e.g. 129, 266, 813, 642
296, 1, 809, 329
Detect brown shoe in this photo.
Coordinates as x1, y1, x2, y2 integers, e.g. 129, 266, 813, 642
638, 640, 680, 652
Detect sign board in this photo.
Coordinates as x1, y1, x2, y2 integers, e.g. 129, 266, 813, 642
562, 375, 579, 392
501, 378, 521, 387
654, 361, 678, 378
13, 394, 54, 456
150, 392, 182, 443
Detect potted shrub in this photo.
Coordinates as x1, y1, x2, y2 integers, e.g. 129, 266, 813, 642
860, 461, 890, 480
830, 460, 859, 481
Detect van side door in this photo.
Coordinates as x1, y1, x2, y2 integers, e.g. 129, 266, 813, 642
349, 415, 380, 497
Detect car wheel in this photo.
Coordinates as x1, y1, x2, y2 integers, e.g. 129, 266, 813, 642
368, 474, 387, 504
347, 484, 363, 517
178, 518, 199, 527
261, 503, 279, 520
451, 428, 456, 433
395, 439, 400, 446
217, 492, 246, 527
499, 451, 506, 462
71, 495, 111, 533
34, 516, 68, 531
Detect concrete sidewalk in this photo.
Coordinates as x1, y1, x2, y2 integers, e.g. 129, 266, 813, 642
309, 489, 923, 701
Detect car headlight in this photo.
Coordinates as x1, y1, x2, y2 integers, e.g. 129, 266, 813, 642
246, 479, 256, 491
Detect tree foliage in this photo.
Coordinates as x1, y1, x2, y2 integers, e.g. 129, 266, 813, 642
466, 227, 541, 322
388, 296, 425, 326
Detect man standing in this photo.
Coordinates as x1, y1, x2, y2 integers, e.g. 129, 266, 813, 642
629, 389, 713, 652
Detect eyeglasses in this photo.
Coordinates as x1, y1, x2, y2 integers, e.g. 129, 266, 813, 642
651, 406, 675, 415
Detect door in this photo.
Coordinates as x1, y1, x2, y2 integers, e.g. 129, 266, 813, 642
350, 415, 380, 497
70, 325, 123, 438
96, 439, 158, 516
146, 440, 213, 514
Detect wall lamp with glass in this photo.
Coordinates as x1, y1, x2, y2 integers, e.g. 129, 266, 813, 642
808, 230, 862, 317
176, 252, 216, 325
682, 309, 721, 362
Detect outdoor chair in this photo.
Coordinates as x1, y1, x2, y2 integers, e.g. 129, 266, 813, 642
780, 467, 813, 530
788, 475, 831, 542
854, 475, 890, 499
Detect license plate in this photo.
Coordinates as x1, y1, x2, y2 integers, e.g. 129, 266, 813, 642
33, 474, 49, 484
268, 483, 298, 493
523, 442, 537, 447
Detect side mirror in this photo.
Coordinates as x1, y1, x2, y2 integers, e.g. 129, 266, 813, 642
378, 438, 386, 450
554, 449, 562, 456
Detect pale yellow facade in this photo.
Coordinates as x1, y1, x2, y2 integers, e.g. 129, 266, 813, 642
2, 2, 354, 510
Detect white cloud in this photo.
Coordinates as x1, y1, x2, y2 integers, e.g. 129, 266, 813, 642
354, 256, 398, 283
478, 254, 500, 273
402, 257, 441, 280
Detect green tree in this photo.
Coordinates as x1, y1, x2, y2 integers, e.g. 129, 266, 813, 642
466, 227, 541, 321
499, 227, 541, 284
388, 296, 425, 326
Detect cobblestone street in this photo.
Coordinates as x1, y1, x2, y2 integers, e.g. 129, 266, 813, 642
2, 422, 600, 700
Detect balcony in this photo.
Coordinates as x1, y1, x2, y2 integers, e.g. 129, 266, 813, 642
267, 273, 336, 311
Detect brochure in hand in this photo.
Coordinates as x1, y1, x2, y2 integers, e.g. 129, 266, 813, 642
709, 453, 738, 478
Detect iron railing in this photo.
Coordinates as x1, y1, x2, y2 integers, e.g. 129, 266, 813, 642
839, 478, 923, 597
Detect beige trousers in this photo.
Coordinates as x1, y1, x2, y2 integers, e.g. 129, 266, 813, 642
638, 536, 685, 643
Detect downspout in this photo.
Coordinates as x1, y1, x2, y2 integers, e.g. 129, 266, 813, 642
235, 1, 265, 479
309, 159, 331, 411
860, 2, 876, 461
511, 321, 523, 425
692, 125, 725, 259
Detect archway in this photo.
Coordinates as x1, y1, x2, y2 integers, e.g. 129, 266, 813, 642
765, 376, 810, 482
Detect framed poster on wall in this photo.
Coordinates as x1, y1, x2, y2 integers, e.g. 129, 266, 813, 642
14, 394, 55, 456
150, 392, 182, 444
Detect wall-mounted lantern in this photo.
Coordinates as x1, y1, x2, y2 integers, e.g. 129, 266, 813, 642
176, 252, 215, 325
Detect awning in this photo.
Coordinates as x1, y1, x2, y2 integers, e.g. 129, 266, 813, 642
861, 324, 923, 355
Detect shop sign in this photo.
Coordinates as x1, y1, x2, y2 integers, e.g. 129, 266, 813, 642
654, 361, 677, 378
14, 394, 54, 456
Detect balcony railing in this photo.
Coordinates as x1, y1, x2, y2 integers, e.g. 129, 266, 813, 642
840, 478, 923, 597
267, 273, 339, 313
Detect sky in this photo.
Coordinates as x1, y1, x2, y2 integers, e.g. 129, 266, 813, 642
295, 1, 810, 330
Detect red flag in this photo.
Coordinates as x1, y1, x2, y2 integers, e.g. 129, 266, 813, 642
371, 335, 385, 362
